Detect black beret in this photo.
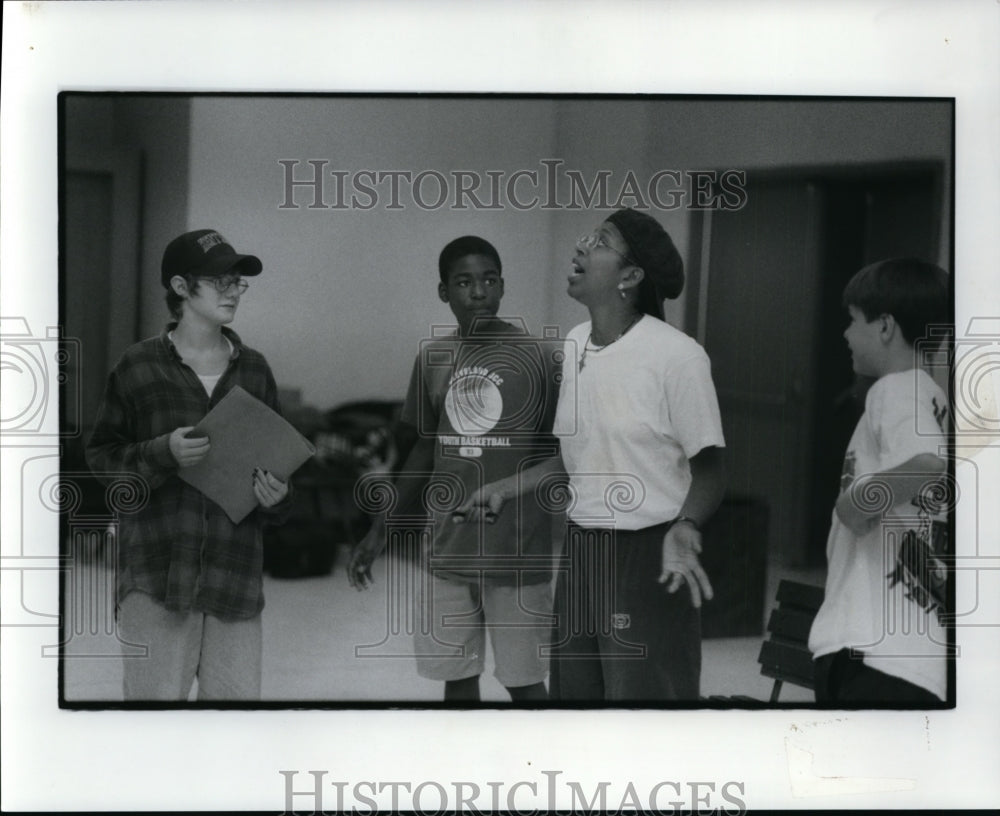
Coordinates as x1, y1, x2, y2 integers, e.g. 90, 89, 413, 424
605, 209, 685, 312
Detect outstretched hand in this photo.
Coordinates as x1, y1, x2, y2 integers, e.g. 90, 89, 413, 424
658, 521, 714, 608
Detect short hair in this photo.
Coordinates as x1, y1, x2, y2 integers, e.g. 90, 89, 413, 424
165, 273, 202, 320
842, 257, 950, 346
438, 235, 502, 284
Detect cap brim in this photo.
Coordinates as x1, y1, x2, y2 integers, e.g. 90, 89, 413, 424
198, 253, 263, 278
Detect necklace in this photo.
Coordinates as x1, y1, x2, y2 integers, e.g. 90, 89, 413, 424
579, 313, 642, 372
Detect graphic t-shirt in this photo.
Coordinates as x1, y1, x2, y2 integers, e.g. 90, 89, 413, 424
400, 321, 561, 585
809, 368, 950, 700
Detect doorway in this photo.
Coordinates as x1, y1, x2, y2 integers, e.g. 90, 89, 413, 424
694, 163, 945, 567
61, 147, 142, 437
60, 146, 143, 524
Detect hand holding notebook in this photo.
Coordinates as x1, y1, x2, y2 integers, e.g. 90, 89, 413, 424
177, 385, 315, 523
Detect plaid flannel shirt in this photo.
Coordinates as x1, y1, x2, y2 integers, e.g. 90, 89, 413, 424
86, 324, 291, 620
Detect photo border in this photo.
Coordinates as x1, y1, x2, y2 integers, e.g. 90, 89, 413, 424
3, 1, 998, 812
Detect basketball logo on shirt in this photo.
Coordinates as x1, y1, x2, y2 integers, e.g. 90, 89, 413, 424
444, 366, 504, 436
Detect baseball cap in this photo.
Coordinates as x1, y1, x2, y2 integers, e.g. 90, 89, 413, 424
161, 229, 263, 287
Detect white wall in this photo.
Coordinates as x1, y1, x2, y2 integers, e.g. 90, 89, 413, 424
645, 98, 952, 269
545, 97, 953, 334
188, 97, 561, 408
184, 97, 952, 409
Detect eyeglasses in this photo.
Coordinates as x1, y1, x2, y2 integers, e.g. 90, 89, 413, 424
576, 231, 634, 264
201, 276, 249, 294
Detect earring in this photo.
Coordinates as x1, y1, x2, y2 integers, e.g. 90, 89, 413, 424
618, 284, 626, 300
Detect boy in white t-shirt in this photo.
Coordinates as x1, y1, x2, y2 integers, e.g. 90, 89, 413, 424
808, 257, 950, 704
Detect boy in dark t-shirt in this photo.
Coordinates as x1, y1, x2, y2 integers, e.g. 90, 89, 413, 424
349, 236, 559, 702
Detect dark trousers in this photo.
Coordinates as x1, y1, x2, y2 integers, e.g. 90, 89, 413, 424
814, 649, 941, 705
549, 522, 701, 702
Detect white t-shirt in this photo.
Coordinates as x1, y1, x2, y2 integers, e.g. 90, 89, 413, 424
808, 368, 950, 700
553, 316, 725, 530
197, 373, 223, 396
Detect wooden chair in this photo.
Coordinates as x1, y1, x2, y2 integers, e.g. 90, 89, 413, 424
757, 579, 825, 702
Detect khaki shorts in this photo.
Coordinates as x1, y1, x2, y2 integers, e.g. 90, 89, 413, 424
413, 571, 554, 688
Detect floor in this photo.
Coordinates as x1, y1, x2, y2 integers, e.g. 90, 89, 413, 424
61, 544, 825, 705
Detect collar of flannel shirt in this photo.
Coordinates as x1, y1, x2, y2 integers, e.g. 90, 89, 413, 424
160, 322, 244, 364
